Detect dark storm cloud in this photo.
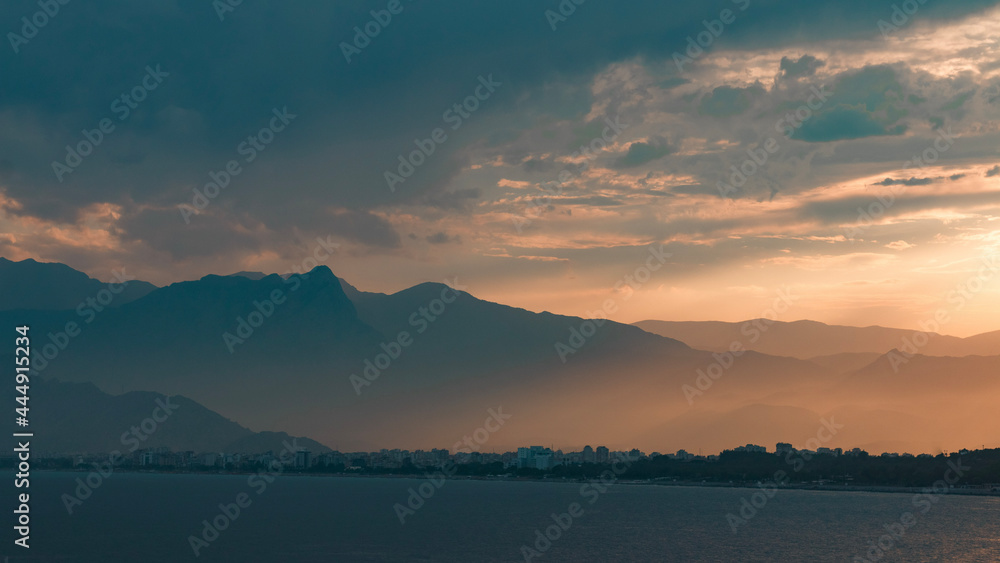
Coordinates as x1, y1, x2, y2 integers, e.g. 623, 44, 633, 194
422, 188, 482, 210
615, 136, 674, 168
118, 207, 263, 260
780, 54, 824, 78
941, 90, 975, 111
2, 0, 999, 259
698, 84, 765, 117
556, 196, 624, 206
668, 185, 712, 195
872, 177, 935, 186
522, 159, 554, 173
325, 209, 402, 249
793, 102, 907, 142
791, 65, 909, 142
425, 232, 460, 245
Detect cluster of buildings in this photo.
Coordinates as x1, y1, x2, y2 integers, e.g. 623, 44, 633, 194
55, 442, 960, 473
731, 443, 963, 460
58, 445, 670, 472
68, 448, 325, 471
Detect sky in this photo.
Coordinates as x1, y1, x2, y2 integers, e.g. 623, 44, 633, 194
2, 0, 1000, 336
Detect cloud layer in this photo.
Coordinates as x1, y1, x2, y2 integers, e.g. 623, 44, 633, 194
2, 0, 1000, 334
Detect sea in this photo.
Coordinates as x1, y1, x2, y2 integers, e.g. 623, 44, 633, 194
10, 471, 1000, 562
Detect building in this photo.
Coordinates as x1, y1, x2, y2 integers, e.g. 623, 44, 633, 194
295, 450, 312, 468
517, 446, 553, 469
517, 447, 531, 468
534, 454, 553, 470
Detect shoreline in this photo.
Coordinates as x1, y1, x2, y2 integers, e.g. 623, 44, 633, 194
36, 468, 1000, 496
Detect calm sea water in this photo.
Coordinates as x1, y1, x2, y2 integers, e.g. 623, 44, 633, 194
10, 472, 1000, 562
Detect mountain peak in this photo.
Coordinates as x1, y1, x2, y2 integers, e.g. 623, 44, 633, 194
227, 271, 270, 280
302, 265, 336, 280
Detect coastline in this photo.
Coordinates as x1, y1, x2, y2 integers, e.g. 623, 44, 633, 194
36, 468, 1000, 497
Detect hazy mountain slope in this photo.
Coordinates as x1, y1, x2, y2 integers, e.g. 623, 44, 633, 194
807, 352, 883, 374
341, 278, 694, 388
19, 378, 328, 454
299, 343, 835, 452
633, 319, 997, 358
958, 329, 1000, 356
837, 352, 1000, 405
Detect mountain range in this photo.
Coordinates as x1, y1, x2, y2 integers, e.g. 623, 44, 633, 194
2, 257, 998, 455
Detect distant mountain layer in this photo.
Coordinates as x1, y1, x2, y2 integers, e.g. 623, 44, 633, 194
634, 319, 1000, 359
23, 378, 329, 455
0, 257, 156, 312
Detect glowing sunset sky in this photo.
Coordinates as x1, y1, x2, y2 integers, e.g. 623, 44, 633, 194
2, 1, 1000, 336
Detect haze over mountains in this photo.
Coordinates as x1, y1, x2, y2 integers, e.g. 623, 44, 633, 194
4, 258, 999, 456
634, 319, 1000, 360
